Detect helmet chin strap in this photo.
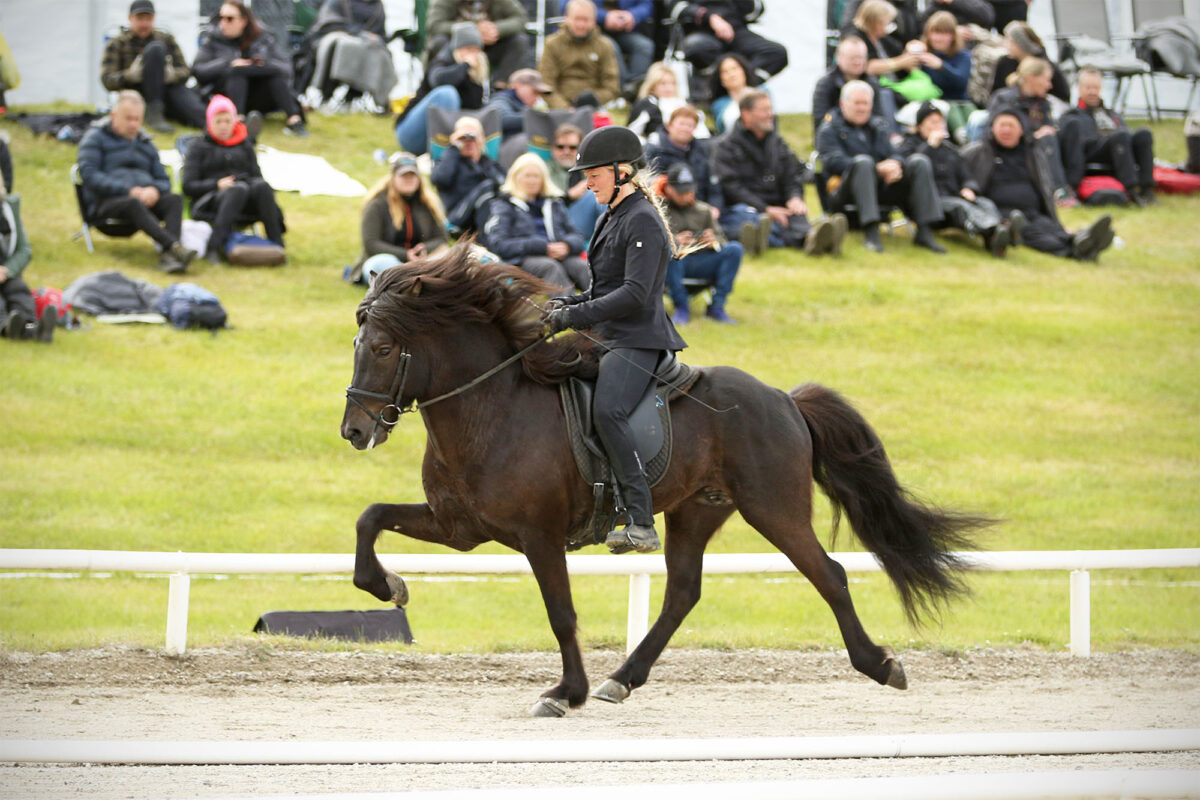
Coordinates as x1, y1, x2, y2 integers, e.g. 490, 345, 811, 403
608, 163, 634, 205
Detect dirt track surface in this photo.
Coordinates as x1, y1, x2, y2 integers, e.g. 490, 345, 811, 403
2, 645, 1199, 798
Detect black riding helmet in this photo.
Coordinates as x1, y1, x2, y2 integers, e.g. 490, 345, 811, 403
570, 125, 645, 204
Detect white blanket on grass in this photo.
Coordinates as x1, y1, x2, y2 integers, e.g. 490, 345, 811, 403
159, 145, 366, 197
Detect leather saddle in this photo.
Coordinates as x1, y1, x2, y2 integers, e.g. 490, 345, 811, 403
559, 352, 700, 550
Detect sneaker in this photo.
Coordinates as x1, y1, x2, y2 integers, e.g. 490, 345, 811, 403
1072, 214, 1113, 261
1054, 188, 1079, 209
35, 308, 56, 343
671, 305, 690, 325
605, 523, 661, 554
1007, 210, 1027, 247
1138, 186, 1158, 205
829, 213, 849, 256
705, 305, 737, 324
804, 218, 834, 255
756, 214, 773, 254
244, 110, 264, 142
284, 119, 309, 137
739, 221, 759, 257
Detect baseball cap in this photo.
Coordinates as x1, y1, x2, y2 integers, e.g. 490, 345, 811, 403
666, 162, 696, 193
389, 152, 420, 175
509, 69, 552, 93
130, 0, 155, 15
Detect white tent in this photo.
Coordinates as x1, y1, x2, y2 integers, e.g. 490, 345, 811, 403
1, 0, 1193, 114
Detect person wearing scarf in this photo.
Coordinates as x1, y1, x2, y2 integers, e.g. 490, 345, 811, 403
182, 94, 285, 263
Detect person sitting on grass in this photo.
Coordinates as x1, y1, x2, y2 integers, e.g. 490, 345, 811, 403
962, 108, 1114, 261
899, 100, 1017, 257
1, 184, 54, 343
539, 0, 621, 110
483, 152, 589, 292
431, 115, 507, 235
660, 162, 743, 326
545, 123, 603, 245
182, 94, 286, 264
351, 152, 449, 286
77, 91, 197, 274
815, 80, 945, 254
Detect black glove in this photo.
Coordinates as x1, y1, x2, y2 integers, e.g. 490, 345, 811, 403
543, 306, 572, 333
543, 297, 569, 311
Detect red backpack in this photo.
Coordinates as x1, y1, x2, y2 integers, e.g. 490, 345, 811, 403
1152, 166, 1200, 195
33, 287, 80, 328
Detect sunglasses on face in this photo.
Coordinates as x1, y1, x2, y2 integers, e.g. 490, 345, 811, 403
554, 143, 578, 151
219, 14, 240, 21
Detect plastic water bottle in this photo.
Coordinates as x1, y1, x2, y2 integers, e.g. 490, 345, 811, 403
373, 148, 388, 164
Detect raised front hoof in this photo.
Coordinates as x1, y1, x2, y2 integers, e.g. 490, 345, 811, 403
591, 678, 631, 704
385, 570, 409, 607
530, 696, 570, 717
882, 648, 908, 690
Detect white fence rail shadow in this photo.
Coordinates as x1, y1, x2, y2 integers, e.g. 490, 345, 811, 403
2, 549, 1197, 657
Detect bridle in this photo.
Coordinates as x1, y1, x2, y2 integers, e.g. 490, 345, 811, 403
345, 334, 552, 442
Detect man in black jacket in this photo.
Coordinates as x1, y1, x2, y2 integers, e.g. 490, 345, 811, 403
676, 1, 787, 83
1059, 67, 1157, 206
816, 80, 944, 253
713, 91, 844, 256
812, 37, 892, 137
644, 105, 724, 214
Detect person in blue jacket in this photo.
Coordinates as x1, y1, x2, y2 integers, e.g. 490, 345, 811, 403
919, 11, 971, 100
541, 126, 687, 555
484, 153, 589, 291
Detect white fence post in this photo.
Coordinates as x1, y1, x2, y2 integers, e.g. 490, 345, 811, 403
627, 573, 651, 656
165, 572, 190, 655
1069, 569, 1091, 658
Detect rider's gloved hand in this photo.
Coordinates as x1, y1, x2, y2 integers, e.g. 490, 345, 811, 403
543, 306, 572, 333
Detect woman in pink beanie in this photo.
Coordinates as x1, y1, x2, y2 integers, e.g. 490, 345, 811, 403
181, 94, 285, 263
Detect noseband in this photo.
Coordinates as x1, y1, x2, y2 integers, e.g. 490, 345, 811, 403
345, 335, 553, 441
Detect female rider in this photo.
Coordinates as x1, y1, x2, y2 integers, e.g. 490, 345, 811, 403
542, 126, 687, 554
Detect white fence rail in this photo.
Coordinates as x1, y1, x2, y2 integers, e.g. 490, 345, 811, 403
2, 548, 1197, 657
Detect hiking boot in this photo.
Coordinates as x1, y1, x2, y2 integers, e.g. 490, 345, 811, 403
985, 225, 1011, 258
35, 307, 56, 343
756, 214, 773, 253
170, 242, 198, 269
4, 308, 30, 339
1006, 210, 1027, 247
1072, 214, 1113, 262
671, 305, 691, 325
914, 224, 946, 253
606, 523, 661, 554
157, 251, 187, 274
145, 102, 174, 134
804, 218, 834, 255
829, 213, 849, 256
739, 221, 759, 257
1137, 186, 1158, 205
863, 225, 885, 253
705, 305, 737, 324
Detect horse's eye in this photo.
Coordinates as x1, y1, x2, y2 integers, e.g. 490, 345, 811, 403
378, 345, 392, 357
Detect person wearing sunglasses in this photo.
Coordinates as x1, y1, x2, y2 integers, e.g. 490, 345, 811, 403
545, 123, 602, 246
193, 1, 308, 136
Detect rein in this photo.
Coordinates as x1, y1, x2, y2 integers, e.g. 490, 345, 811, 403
345, 335, 552, 437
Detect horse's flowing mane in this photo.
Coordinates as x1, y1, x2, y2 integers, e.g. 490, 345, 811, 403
356, 243, 598, 384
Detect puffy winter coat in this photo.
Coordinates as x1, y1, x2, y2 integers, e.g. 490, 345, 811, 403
483, 193, 583, 260
77, 120, 172, 214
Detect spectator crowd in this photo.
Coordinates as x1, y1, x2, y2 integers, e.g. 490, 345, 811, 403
6, 0, 1197, 343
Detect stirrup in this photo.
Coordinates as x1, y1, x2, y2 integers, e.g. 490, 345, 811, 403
605, 523, 660, 554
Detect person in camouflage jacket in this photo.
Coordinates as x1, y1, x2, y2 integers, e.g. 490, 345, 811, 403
100, 0, 206, 132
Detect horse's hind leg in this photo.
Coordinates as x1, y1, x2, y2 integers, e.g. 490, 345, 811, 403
594, 500, 732, 703
353, 502, 452, 605
743, 500, 907, 689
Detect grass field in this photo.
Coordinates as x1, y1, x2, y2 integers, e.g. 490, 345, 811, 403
1, 105, 1197, 655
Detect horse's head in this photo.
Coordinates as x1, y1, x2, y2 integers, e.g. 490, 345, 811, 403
340, 242, 595, 450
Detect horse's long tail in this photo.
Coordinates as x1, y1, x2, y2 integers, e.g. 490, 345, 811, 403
790, 383, 992, 625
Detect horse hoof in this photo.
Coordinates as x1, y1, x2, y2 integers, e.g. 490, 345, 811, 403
385, 571, 409, 607
882, 648, 908, 690
530, 696, 569, 717
591, 678, 630, 704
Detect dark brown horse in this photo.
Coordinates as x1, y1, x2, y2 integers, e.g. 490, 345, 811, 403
341, 244, 988, 716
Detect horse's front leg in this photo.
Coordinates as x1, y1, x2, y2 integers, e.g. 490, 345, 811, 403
354, 502, 451, 605
522, 538, 588, 717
